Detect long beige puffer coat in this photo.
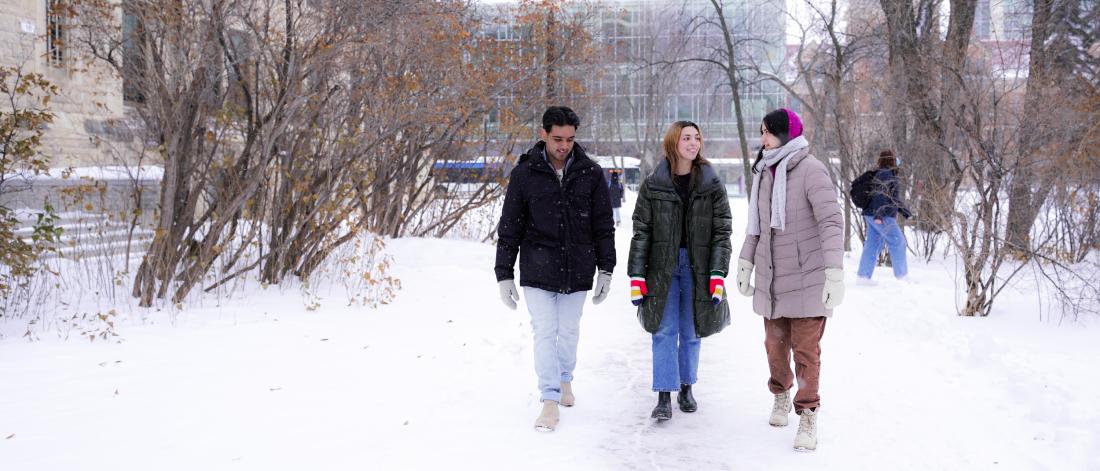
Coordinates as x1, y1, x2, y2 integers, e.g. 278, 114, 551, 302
739, 148, 843, 319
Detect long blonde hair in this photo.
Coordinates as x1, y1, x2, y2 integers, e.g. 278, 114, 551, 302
662, 121, 710, 177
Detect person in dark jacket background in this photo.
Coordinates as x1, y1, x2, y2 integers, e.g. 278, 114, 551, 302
856, 150, 910, 282
494, 106, 616, 432
609, 172, 626, 226
627, 120, 732, 422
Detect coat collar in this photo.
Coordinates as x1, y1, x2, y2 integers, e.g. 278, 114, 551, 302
519, 141, 596, 175
648, 158, 723, 195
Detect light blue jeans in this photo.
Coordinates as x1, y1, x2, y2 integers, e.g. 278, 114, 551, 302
857, 215, 909, 279
523, 287, 587, 403
652, 249, 701, 392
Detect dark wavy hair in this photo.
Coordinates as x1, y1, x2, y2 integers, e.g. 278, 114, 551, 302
542, 106, 580, 132
752, 109, 794, 173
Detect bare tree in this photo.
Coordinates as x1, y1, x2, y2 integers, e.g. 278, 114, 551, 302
1004, 0, 1097, 253
657, 0, 783, 193
608, 1, 683, 175
877, 0, 977, 241
63, 0, 605, 307
748, 0, 881, 250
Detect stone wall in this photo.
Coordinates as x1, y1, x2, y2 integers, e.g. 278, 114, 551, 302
2, 0, 142, 169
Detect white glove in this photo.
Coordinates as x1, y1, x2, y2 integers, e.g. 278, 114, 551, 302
822, 268, 845, 309
735, 258, 754, 297
591, 270, 612, 305
498, 279, 520, 310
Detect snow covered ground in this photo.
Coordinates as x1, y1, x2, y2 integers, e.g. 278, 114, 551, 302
1, 194, 1098, 470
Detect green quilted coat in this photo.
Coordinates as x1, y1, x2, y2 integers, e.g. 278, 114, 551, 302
627, 160, 733, 337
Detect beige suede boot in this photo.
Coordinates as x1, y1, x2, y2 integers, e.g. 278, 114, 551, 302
770, 390, 792, 426
793, 409, 818, 452
561, 382, 575, 407
534, 400, 560, 432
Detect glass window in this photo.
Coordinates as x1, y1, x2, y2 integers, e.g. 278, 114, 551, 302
47, 0, 64, 66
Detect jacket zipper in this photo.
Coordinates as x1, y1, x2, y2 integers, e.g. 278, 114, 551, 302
559, 162, 576, 293
536, 150, 574, 293
767, 172, 777, 318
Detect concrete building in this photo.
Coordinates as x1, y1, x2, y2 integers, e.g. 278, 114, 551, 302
2, 0, 137, 169
3, 1, 157, 252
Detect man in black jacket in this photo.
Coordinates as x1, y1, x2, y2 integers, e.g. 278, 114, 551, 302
494, 106, 616, 432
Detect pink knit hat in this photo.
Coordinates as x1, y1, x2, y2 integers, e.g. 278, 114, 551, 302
783, 108, 803, 139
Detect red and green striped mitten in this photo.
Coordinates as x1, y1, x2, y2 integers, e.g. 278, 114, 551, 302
710, 271, 725, 306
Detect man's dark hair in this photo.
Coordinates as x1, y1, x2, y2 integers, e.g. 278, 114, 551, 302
542, 106, 580, 132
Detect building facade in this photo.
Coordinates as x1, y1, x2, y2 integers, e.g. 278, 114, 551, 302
2, 0, 135, 169
481, 0, 788, 162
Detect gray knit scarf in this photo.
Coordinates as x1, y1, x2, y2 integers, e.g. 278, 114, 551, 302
747, 135, 809, 235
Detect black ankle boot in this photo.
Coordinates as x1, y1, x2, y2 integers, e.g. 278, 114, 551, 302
677, 384, 697, 413
651, 392, 672, 421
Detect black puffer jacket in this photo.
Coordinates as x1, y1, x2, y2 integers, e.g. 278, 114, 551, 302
495, 141, 616, 293
628, 160, 732, 337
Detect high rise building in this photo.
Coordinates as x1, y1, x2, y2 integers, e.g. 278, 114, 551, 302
481, 0, 789, 160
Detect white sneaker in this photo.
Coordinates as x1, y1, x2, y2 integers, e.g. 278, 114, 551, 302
561, 382, 575, 407
769, 390, 792, 426
794, 409, 818, 452
534, 400, 560, 432
855, 276, 877, 286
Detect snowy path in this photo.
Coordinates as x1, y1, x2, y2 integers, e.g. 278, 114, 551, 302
1, 195, 1098, 470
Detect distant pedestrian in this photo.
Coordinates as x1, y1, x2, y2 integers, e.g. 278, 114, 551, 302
609, 172, 626, 226
855, 150, 912, 282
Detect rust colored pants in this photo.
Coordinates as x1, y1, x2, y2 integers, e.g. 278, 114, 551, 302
764, 316, 827, 412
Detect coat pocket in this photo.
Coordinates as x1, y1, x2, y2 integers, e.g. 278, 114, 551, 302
773, 238, 800, 274
569, 194, 593, 244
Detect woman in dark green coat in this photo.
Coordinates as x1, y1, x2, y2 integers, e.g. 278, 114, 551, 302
627, 121, 733, 421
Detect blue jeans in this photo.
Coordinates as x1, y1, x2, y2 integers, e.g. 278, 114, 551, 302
652, 248, 701, 392
857, 215, 908, 279
523, 287, 586, 403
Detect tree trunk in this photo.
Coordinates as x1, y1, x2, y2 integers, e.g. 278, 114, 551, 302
709, 0, 754, 195
1005, 0, 1072, 253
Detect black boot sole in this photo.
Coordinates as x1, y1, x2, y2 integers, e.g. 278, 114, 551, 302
651, 410, 672, 421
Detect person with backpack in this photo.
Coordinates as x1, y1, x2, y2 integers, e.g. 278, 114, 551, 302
628, 120, 733, 422
734, 108, 844, 452
855, 150, 910, 282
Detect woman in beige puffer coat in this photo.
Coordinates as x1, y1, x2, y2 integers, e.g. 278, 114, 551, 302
735, 108, 844, 453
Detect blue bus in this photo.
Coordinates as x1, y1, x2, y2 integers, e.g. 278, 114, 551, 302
430, 159, 507, 198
